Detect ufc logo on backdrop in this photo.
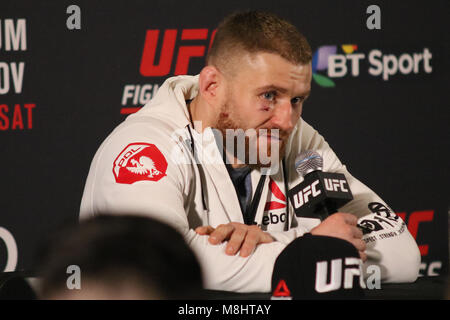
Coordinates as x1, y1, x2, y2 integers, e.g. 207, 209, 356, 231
140, 28, 217, 77
292, 180, 321, 208
397, 210, 434, 256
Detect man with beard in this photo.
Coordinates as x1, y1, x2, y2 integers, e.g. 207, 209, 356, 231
80, 11, 420, 293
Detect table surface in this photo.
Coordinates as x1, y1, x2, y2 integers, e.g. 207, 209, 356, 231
203, 275, 449, 300
0, 272, 448, 300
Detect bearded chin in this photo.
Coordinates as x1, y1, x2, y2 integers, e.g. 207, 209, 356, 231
215, 105, 285, 171
250, 135, 285, 173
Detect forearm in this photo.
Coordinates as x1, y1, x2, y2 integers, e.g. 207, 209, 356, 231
267, 223, 312, 245
184, 229, 286, 292
338, 171, 421, 282
359, 212, 421, 283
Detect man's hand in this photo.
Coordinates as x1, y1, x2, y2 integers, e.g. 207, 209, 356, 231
195, 222, 274, 257
310, 212, 367, 261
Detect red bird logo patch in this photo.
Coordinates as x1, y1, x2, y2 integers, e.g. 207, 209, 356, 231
113, 143, 167, 184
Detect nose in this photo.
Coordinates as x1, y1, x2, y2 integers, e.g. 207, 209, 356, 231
271, 101, 295, 132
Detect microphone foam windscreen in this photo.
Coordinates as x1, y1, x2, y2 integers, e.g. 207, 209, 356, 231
294, 150, 323, 177
271, 234, 365, 300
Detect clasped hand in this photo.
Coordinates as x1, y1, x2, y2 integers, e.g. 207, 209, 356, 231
195, 222, 274, 257
195, 213, 366, 261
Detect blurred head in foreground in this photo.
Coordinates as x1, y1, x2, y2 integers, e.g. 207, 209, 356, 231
35, 215, 203, 299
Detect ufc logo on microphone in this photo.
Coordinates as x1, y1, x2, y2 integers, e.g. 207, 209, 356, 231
292, 180, 321, 208
324, 178, 348, 192
140, 28, 217, 77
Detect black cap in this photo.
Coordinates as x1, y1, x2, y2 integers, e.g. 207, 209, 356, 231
271, 234, 365, 300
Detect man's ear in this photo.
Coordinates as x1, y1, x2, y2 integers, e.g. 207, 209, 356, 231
198, 66, 223, 105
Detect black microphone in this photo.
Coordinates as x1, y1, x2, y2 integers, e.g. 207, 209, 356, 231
287, 150, 353, 221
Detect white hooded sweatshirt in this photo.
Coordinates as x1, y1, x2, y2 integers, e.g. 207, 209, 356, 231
80, 75, 420, 292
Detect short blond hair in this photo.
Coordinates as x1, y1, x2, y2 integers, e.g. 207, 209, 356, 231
207, 11, 312, 71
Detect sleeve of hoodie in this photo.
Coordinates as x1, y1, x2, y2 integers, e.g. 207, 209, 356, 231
272, 118, 420, 283
80, 122, 289, 293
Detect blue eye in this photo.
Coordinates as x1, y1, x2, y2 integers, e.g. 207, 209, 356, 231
262, 92, 276, 101
291, 97, 304, 105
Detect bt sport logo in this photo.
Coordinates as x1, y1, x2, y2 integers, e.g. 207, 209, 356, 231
312, 44, 432, 87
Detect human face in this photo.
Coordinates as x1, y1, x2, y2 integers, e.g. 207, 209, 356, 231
215, 52, 312, 168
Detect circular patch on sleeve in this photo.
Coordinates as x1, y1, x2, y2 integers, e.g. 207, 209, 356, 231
113, 143, 168, 184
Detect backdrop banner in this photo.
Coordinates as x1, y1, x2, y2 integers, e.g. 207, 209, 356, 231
0, 0, 448, 279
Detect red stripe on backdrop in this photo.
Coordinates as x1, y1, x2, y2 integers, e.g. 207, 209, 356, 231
120, 107, 141, 114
